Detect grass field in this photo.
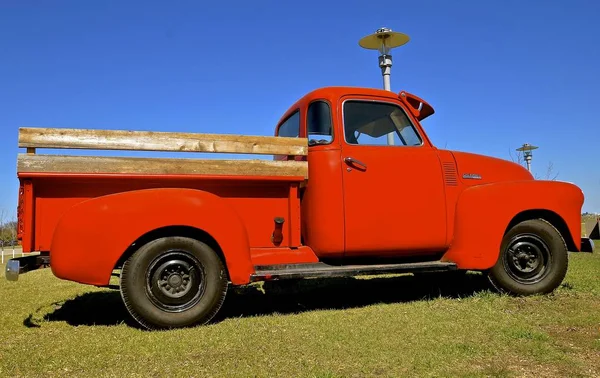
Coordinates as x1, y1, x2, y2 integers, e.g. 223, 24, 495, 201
1, 251, 599, 377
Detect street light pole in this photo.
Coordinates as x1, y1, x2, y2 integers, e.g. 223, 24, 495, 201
359, 27, 410, 145
516, 143, 538, 173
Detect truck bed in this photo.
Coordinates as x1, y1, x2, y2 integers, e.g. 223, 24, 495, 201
16, 127, 309, 259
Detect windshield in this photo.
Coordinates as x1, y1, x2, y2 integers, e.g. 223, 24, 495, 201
343, 101, 422, 146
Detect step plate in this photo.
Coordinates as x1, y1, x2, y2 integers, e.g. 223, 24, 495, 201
250, 261, 457, 281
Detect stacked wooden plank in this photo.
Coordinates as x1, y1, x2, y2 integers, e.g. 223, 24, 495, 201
17, 127, 308, 178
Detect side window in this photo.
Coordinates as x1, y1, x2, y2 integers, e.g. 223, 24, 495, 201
277, 111, 300, 137
307, 100, 333, 146
343, 101, 422, 146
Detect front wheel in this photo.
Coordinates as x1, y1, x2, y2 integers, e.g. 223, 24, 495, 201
488, 219, 568, 295
120, 236, 228, 330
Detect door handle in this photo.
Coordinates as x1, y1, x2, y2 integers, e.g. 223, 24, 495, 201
344, 157, 367, 170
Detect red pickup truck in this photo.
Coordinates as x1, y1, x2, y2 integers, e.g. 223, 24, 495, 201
6, 86, 587, 330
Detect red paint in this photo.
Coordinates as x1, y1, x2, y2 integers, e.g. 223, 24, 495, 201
288, 183, 302, 246
300, 148, 346, 258
337, 93, 447, 257
17, 181, 24, 240
15, 86, 585, 289
50, 188, 255, 285
17, 180, 35, 252
250, 246, 319, 266
441, 180, 584, 269
27, 174, 302, 252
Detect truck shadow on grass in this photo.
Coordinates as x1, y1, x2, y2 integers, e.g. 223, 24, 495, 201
25, 272, 495, 329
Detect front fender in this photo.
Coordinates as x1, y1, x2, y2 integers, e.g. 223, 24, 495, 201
442, 180, 584, 269
50, 188, 253, 286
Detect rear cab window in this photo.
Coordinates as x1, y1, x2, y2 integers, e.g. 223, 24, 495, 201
274, 110, 301, 161
277, 110, 300, 138
307, 100, 333, 146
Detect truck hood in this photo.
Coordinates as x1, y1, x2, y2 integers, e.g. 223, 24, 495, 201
450, 150, 534, 186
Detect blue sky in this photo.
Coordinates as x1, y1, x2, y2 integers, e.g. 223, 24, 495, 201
1, 0, 599, 219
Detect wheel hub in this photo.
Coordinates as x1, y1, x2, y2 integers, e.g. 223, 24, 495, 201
168, 274, 182, 288
504, 234, 551, 284
155, 260, 193, 298
145, 251, 206, 312
512, 247, 540, 273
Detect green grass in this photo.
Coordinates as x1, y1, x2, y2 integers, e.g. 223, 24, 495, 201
1, 252, 600, 377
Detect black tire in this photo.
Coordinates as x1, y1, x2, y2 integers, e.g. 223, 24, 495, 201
488, 219, 568, 295
120, 236, 228, 330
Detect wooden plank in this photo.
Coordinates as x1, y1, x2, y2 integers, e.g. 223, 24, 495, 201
18, 127, 308, 156
17, 154, 308, 178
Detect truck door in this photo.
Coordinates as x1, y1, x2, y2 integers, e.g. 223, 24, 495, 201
340, 96, 447, 257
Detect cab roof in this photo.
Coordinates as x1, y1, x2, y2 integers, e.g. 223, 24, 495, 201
278, 86, 435, 126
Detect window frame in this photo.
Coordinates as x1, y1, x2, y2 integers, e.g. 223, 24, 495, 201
341, 99, 424, 148
306, 99, 335, 146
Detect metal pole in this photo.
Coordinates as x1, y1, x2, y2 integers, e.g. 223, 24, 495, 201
379, 54, 394, 145
525, 155, 532, 172
380, 55, 392, 91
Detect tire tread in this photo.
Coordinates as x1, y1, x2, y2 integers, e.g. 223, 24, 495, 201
119, 237, 228, 330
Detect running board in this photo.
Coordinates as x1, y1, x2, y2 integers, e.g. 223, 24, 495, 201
250, 261, 457, 282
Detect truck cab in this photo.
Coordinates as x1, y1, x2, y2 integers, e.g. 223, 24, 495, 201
289, 87, 450, 259
6, 86, 586, 330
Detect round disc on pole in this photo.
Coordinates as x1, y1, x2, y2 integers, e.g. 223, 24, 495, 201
359, 29, 410, 50
516, 143, 538, 152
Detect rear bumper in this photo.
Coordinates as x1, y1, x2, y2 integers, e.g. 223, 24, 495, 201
580, 237, 595, 253
5, 253, 50, 281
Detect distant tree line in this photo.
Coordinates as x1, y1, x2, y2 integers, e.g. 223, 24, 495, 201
0, 209, 18, 245
0, 221, 17, 244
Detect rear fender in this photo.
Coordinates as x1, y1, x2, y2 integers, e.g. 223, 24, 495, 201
442, 180, 584, 269
50, 188, 253, 286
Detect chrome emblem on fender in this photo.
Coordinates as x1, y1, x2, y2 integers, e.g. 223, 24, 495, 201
462, 173, 482, 180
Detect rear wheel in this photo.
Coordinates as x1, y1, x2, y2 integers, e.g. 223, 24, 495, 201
120, 236, 228, 330
488, 219, 568, 295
